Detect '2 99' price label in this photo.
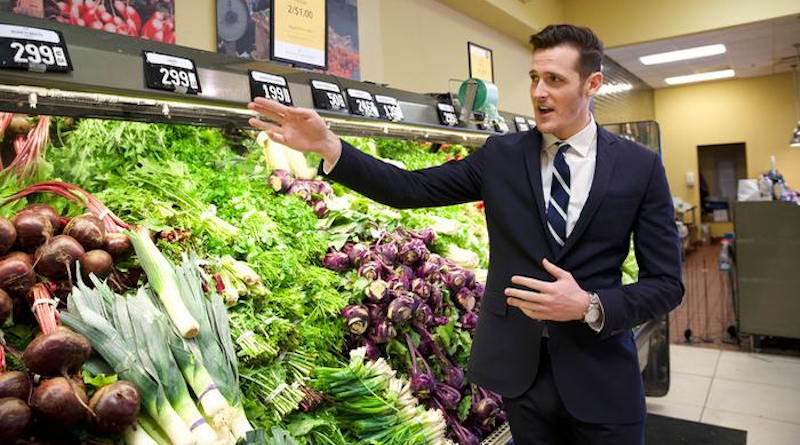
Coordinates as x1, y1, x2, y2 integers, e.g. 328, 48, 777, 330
249, 71, 293, 105
346, 89, 380, 119
142, 51, 201, 94
0, 24, 72, 72
514, 116, 530, 132
375, 95, 404, 122
310, 80, 348, 112
437, 103, 459, 127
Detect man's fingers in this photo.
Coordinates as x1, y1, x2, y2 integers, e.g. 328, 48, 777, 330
543, 258, 569, 280
248, 103, 286, 124
248, 118, 283, 134
511, 275, 551, 292
507, 298, 546, 318
505, 287, 548, 303
252, 97, 291, 115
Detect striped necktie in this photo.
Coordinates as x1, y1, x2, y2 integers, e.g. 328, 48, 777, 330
546, 142, 571, 254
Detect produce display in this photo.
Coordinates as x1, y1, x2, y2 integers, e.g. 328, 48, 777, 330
0, 113, 507, 445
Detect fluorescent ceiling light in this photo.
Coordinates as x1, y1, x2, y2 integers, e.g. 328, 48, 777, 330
665, 69, 735, 85
640, 44, 726, 65
598, 83, 633, 95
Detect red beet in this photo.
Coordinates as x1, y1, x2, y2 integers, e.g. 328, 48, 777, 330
22, 326, 92, 376
12, 210, 53, 249
0, 397, 32, 443
80, 250, 114, 280
103, 232, 132, 261
0, 288, 11, 326
34, 235, 85, 279
0, 371, 32, 400
88, 381, 141, 433
0, 252, 35, 296
25, 204, 61, 233
63, 215, 105, 251
0, 217, 16, 254
31, 377, 88, 426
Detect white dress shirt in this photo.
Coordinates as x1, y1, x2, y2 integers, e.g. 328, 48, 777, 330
540, 116, 598, 238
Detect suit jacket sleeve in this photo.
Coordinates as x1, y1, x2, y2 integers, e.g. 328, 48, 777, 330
319, 140, 486, 208
597, 154, 684, 340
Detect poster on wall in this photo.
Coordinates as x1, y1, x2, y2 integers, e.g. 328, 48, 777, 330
468, 41, 494, 83
216, 0, 360, 80
1, 0, 176, 44
270, 0, 326, 70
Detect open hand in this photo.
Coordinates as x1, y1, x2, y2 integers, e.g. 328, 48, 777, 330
248, 98, 342, 163
505, 259, 590, 322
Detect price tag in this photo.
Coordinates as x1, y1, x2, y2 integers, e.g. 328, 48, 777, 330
495, 121, 510, 133
310, 80, 348, 112
249, 71, 293, 105
375, 95, 404, 122
0, 24, 72, 72
514, 116, 530, 132
143, 51, 201, 94
346, 89, 380, 119
527, 119, 536, 129
478, 121, 494, 131
437, 103, 459, 127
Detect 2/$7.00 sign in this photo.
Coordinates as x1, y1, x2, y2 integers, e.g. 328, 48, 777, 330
0, 24, 72, 72
142, 51, 202, 94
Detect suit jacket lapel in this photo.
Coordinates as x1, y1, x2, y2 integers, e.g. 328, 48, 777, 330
557, 125, 618, 260
523, 129, 553, 257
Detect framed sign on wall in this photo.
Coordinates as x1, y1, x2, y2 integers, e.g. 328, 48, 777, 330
270, 0, 327, 70
468, 41, 494, 83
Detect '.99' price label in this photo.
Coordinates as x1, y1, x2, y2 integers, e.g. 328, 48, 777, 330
437, 103, 459, 127
375, 95, 404, 122
310, 80, 348, 112
249, 71, 293, 105
142, 51, 201, 94
0, 24, 72, 72
346, 89, 380, 119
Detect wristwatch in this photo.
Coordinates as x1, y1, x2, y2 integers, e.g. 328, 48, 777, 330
583, 292, 601, 324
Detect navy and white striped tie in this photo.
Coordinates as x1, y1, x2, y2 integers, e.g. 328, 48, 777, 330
546, 142, 571, 253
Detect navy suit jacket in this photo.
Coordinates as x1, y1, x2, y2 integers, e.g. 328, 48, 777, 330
323, 125, 684, 424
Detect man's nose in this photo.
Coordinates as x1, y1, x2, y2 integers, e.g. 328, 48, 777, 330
532, 82, 548, 100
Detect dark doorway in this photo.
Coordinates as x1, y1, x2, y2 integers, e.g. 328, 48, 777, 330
697, 143, 747, 223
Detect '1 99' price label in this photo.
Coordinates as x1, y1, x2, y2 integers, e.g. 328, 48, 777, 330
0, 24, 72, 72
310, 80, 348, 112
142, 51, 201, 94
375, 95, 404, 122
249, 71, 293, 105
346, 89, 380, 119
437, 103, 459, 127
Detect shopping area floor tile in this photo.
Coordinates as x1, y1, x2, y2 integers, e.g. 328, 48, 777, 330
645, 399, 703, 422
706, 378, 800, 424
715, 350, 800, 390
701, 409, 800, 445
670, 344, 721, 377
654, 372, 712, 408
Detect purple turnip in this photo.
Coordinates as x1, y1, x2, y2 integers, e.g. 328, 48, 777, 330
34, 235, 85, 279
12, 210, 53, 249
0, 217, 16, 255
63, 214, 106, 251
88, 381, 141, 434
0, 397, 32, 443
22, 326, 92, 376
30, 377, 88, 426
0, 371, 31, 400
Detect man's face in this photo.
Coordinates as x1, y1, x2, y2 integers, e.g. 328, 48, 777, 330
529, 45, 602, 140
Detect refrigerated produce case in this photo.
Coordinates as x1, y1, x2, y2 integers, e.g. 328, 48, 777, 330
0, 12, 670, 445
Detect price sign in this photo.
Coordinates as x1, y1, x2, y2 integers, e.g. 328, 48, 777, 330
0, 24, 72, 72
310, 80, 348, 112
271, 0, 327, 70
249, 71, 293, 105
495, 121, 510, 133
514, 116, 530, 132
346, 89, 380, 119
143, 51, 201, 94
437, 103, 459, 127
468, 42, 494, 83
375, 95, 404, 122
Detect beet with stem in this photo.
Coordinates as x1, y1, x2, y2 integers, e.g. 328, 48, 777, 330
0, 371, 32, 400
31, 377, 88, 426
22, 326, 92, 376
80, 250, 114, 280
0, 397, 33, 444
88, 381, 141, 434
34, 234, 85, 279
0, 252, 36, 296
25, 204, 61, 234
0, 217, 16, 254
12, 210, 53, 249
102, 232, 132, 261
63, 214, 106, 251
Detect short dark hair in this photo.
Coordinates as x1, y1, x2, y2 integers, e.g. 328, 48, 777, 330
529, 24, 603, 79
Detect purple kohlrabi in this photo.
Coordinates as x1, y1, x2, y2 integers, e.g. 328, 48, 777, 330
268, 170, 295, 193
386, 276, 409, 292
434, 382, 462, 409
416, 261, 439, 282
445, 269, 468, 293
387, 295, 415, 325
399, 239, 429, 265
362, 336, 381, 360
287, 180, 312, 202
471, 395, 500, 427
322, 250, 350, 272
342, 304, 370, 335
349, 243, 370, 267
364, 279, 389, 304
376, 242, 398, 265
413, 302, 434, 327
405, 333, 436, 399
365, 303, 387, 323
369, 319, 396, 344
410, 278, 431, 301
428, 287, 443, 311
473, 281, 485, 298
358, 261, 383, 281
311, 199, 328, 218
460, 311, 478, 332
455, 287, 477, 313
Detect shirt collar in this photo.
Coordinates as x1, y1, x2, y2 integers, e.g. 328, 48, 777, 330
541, 115, 597, 158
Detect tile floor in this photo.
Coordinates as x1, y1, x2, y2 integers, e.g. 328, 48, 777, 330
646, 344, 800, 445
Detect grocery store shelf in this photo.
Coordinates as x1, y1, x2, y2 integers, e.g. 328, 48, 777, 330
481, 422, 512, 445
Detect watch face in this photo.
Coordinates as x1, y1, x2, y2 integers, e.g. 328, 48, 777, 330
585, 308, 600, 324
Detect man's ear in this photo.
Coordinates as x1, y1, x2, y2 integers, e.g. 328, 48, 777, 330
586, 72, 604, 97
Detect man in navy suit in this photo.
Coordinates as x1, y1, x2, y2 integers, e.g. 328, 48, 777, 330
250, 24, 683, 445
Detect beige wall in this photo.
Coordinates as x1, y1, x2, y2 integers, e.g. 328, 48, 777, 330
435, 0, 564, 44
656, 72, 800, 231
175, 0, 216, 51
360, 0, 535, 116
564, 0, 800, 48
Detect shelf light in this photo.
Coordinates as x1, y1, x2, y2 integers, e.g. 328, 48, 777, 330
640, 44, 726, 65
664, 69, 735, 86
